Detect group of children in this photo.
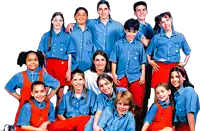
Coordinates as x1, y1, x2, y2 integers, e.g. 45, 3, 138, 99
4, 0, 199, 131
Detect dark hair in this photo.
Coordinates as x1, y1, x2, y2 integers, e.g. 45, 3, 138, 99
169, 65, 194, 91
97, 0, 110, 10
31, 81, 46, 91
153, 11, 173, 34
48, 12, 65, 52
124, 18, 139, 31
97, 73, 116, 93
17, 50, 44, 68
133, 1, 147, 12
90, 50, 110, 73
74, 7, 88, 16
70, 69, 88, 104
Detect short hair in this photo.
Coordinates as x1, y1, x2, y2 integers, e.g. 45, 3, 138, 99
74, 7, 88, 16
97, 0, 110, 10
124, 18, 139, 31
133, 1, 147, 12
31, 81, 46, 91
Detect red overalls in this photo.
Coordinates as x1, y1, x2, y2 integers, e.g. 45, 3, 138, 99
147, 102, 175, 131
16, 98, 50, 131
14, 70, 43, 127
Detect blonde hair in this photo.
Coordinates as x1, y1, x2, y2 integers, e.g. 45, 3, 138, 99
114, 91, 134, 111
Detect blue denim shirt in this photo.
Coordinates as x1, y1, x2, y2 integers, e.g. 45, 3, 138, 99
87, 17, 124, 57
38, 30, 70, 60
58, 89, 97, 118
68, 24, 95, 71
139, 22, 154, 39
17, 99, 55, 126
146, 29, 191, 63
144, 100, 171, 124
5, 68, 59, 93
174, 86, 200, 123
109, 38, 146, 83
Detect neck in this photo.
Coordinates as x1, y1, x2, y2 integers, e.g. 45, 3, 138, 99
74, 88, 83, 94
100, 17, 109, 25
78, 24, 86, 32
53, 28, 61, 34
165, 29, 172, 37
96, 69, 105, 75
138, 19, 145, 24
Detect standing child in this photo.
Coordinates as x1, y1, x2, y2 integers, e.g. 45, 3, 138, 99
68, 7, 95, 72
142, 83, 174, 131
38, 12, 71, 110
146, 11, 191, 89
16, 81, 55, 131
109, 18, 146, 131
169, 66, 200, 131
4, 51, 59, 127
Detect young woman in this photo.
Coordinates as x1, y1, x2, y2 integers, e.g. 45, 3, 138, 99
5, 51, 59, 127
169, 66, 199, 131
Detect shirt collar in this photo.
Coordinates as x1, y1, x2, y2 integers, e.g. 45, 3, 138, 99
177, 85, 185, 95
26, 68, 39, 76
124, 38, 137, 44
96, 17, 113, 24
102, 91, 116, 101
33, 99, 46, 108
160, 26, 177, 37
113, 108, 127, 117
158, 99, 170, 106
70, 90, 87, 99
74, 23, 90, 32
51, 29, 64, 36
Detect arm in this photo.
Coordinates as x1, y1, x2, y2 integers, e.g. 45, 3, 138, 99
21, 125, 46, 131
147, 54, 160, 71
66, 54, 72, 82
5, 88, 20, 100
111, 62, 121, 85
57, 94, 67, 120
66, 23, 75, 33
140, 35, 150, 47
93, 110, 103, 131
178, 54, 190, 67
187, 113, 195, 131
44, 72, 60, 99
141, 122, 150, 131
138, 64, 145, 85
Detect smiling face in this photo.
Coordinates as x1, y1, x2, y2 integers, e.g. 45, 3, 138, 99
74, 9, 88, 25
170, 71, 185, 90
134, 5, 147, 22
125, 29, 138, 42
31, 84, 46, 103
97, 4, 110, 21
71, 73, 85, 92
93, 54, 107, 72
26, 52, 39, 71
160, 15, 172, 32
98, 78, 113, 96
51, 15, 64, 31
156, 85, 171, 102
116, 100, 130, 116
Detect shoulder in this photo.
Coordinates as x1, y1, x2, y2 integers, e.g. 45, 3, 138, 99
42, 31, 51, 37
22, 102, 31, 110
84, 70, 92, 75
183, 86, 197, 95
111, 19, 123, 26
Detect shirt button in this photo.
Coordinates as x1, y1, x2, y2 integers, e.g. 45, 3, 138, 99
168, 52, 170, 54
60, 48, 63, 51
61, 61, 64, 64
135, 57, 137, 59
176, 50, 178, 52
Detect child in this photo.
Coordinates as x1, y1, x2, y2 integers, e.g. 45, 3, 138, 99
85, 90, 135, 131
146, 11, 191, 89
47, 69, 96, 131
68, 7, 95, 72
169, 66, 200, 131
109, 18, 146, 131
66, 0, 124, 57
38, 12, 71, 110
133, 1, 154, 47
16, 81, 55, 131
4, 51, 59, 127
142, 83, 174, 131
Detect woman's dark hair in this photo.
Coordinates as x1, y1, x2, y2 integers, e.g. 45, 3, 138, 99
17, 50, 44, 67
153, 11, 173, 34
48, 12, 65, 52
97, 0, 110, 10
91, 50, 110, 73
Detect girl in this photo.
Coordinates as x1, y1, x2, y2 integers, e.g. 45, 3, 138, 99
146, 11, 191, 89
4, 51, 59, 127
169, 66, 200, 131
38, 12, 71, 110
16, 81, 55, 131
84, 50, 111, 94
48, 69, 96, 131
68, 7, 95, 72
85, 91, 135, 131
142, 83, 174, 131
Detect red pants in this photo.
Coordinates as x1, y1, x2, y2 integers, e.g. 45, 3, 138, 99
48, 116, 91, 131
118, 76, 145, 108
46, 59, 70, 86
175, 123, 190, 131
151, 62, 178, 88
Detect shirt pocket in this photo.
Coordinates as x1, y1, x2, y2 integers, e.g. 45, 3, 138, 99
79, 105, 90, 115
85, 40, 93, 58
176, 104, 187, 118
170, 43, 180, 56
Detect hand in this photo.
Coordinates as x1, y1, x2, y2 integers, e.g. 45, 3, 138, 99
138, 74, 145, 85
65, 70, 71, 82
39, 121, 49, 130
178, 62, 186, 67
149, 60, 160, 71
66, 23, 75, 33
93, 125, 103, 131
112, 73, 121, 86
